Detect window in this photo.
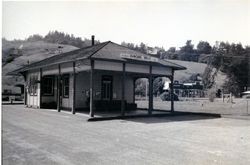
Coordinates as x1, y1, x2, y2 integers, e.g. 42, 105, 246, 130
62, 74, 69, 98
101, 76, 113, 100
28, 74, 38, 96
42, 76, 54, 96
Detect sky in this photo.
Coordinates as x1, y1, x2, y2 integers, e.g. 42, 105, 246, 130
2, 0, 250, 49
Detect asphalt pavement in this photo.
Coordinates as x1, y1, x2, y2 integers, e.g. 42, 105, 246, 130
2, 105, 250, 165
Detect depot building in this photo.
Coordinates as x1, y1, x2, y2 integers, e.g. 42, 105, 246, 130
11, 37, 186, 117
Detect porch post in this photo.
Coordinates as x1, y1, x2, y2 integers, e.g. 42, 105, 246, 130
170, 69, 174, 112
121, 63, 126, 116
57, 64, 61, 112
71, 62, 76, 114
24, 87, 27, 106
23, 74, 27, 106
89, 60, 94, 117
133, 78, 136, 103
148, 65, 153, 115
39, 68, 42, 108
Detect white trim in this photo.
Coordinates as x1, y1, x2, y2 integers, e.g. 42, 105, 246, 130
94, 60, 123, 71
125, 64, 150, 73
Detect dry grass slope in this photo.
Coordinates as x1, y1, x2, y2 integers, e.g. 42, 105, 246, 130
2, 40, 78, 93
167, 59, 226, 88
167, 59, 207, 81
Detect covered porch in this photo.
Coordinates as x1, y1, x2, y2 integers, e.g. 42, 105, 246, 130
40, 61, 176, 118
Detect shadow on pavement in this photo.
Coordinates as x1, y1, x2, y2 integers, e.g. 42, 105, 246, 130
88, 111, 221, 123
124, 114, 220, 124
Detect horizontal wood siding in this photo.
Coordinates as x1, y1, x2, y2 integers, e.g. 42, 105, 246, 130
125, 76, 134, 103
75, 72, 90, 108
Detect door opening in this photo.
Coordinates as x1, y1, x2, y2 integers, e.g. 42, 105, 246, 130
101, 76, 113, 100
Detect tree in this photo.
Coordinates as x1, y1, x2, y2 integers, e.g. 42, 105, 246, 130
178, 40, 199, 61
26, 34, 43, 42
135, 79, 146, 96
197, 41, 212, 54
164, 47, 177, 59
180, 40, 194, 53
209, 41, 249, 96
139, 42, 147, 54
43, 31, 97, 48
153, 77, 164, 96
121, 41, 135, 49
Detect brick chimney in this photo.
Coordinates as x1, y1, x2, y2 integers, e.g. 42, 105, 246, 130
91, 35, 95, 46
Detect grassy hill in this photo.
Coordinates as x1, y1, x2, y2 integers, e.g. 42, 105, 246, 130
167, 59, 207, 82
168, 59, 227, 88
2, 40, 78, 93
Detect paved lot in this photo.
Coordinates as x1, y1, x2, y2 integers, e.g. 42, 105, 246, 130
2, 105, 250, 165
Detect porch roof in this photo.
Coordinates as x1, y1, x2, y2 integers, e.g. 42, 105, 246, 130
9, 41, 186, 75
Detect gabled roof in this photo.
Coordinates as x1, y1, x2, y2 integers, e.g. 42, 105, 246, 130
10, 41, 110, 74
9, 41, 186, 75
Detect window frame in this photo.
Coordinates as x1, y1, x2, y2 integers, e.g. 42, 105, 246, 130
62, 74, 70, 98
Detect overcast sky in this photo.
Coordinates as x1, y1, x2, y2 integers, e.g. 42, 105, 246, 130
2, 0, 250, 49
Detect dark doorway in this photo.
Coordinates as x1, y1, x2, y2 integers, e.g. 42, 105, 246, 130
41, 75, 57, 109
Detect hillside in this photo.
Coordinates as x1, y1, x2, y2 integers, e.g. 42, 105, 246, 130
167, 59, 207, 82
2, 40, 78, 93
169, 59, 227, 89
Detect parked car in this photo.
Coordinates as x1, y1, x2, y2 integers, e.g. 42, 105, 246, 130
160, 92, 179, 101
242, 91, 250, 99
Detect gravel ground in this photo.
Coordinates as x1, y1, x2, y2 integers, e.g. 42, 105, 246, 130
2, 105, 250, 165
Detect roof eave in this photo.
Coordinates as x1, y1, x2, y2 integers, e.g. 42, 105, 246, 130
6, 70, 25, 76
173, 66, 187, 71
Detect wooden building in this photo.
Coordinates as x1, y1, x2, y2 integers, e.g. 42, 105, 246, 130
11, 37, 186, 117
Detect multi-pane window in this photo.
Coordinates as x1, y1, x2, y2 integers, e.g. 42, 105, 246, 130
42, 76, 54, 96
62, 74, 69, 98
29, 74, 38, 96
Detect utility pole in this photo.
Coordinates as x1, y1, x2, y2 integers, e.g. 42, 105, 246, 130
145, 79, 148, 101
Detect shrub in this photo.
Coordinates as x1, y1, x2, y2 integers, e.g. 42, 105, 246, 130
208, 89, 216, 102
